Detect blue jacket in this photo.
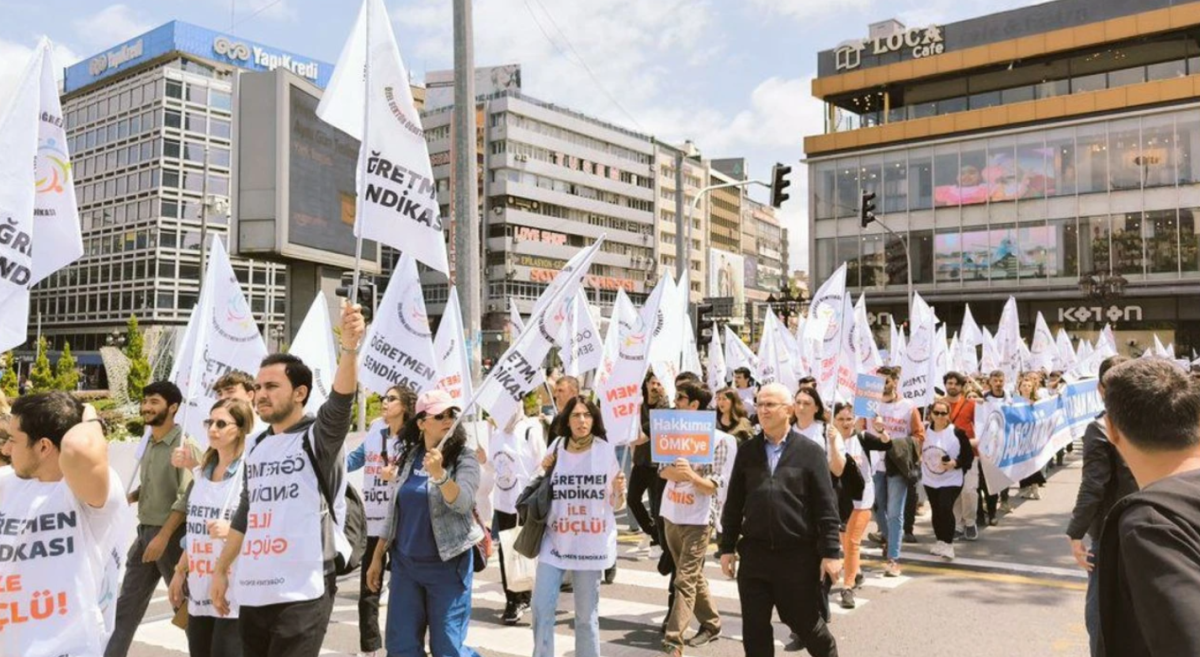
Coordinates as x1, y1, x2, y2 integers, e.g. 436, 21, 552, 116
380, 444, 483, 562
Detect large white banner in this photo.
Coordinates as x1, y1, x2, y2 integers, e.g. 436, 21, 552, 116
359, 252, 439, 395
289, 292, 339, 415
0, 43, 40, 352
171, 237, 269, 446
807, 263, 849, 404
31, 40, 82, 285
317, 0, 449, 274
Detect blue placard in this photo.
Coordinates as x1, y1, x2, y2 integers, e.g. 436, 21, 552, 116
649, 410, 717, 465
853, 373, 885, 418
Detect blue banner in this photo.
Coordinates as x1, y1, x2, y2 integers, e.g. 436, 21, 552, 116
650, 410, 716, 465
853, 373, 885, 419
1057, 378, 1102, 439
976, 396, 1072, 482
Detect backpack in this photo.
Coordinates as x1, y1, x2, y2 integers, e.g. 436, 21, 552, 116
299, 434, 368, 576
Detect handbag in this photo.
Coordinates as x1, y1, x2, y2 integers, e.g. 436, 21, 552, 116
513, 438, 562, 560
472, 508, 493, 573
498, 526, 536, 592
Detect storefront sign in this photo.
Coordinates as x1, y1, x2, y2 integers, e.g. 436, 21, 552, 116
529, 268, 635, 292
213, 36, 321, 81
835, 25, 945, 71
89, 39, 145, 76
514, 254, 566, 269
1058, 305, 1143, 325
514, 226, 567, 245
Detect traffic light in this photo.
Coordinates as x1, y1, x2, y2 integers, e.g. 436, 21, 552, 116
335, 272, 377, 323
860, 189, 877, 228
770, 163, 792, 209
695, 302, 715, 343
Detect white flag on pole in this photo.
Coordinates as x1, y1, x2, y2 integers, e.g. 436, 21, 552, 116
289, 293, 338, 415
318, 0, 449, 274
598, 272, 668, 445
900, 291, 936, 406
433, 287, 473, 403
851, 294, 882, 377
358, 253, 439, 395
807, 263, 849, 403
1054, 329, 1076, 372
933, 324, 950, 392
31, 40, 82, 285
559, 293, 603, 377
649, 274, 684, 402
980, 328, 1000, 374
171, 237, 269, 446
0, 43, 40, 353
508, 300, 525, 336
996, 296, 1022, 391
1030, 311, 1056, 372
887, 314, 902, 367
960, 303, 983, 346
596, 288, 637, 390
724, 325, 757, 380
707, 319, 727, 393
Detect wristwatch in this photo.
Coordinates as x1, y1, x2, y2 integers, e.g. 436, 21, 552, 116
340, 343, 362, 356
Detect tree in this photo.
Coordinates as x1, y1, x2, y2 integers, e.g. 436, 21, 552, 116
29, 336, 55, 393
0, 352, 17, 398
125, 315, 151, 402
55, 342, 79, 391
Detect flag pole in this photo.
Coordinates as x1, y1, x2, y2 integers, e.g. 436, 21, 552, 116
351, 0, 371, 294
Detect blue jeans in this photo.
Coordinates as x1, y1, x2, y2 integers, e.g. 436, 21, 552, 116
872, 471, 908, 562
385, 551, 479, 657
531, 561, 602, 657
1085, 546, 1099, 656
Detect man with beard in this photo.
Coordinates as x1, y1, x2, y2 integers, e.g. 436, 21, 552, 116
106, 381, 202, 657
210, 302, 365, 656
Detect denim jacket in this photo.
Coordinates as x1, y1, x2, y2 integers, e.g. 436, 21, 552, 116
381, 445, 483, 562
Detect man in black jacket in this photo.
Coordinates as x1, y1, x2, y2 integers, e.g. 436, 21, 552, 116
720, 383, 842, 657
1097, 359, 1200, 657
1064, 355, 1136, 656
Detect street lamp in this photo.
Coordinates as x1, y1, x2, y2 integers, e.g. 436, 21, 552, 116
268, 323, 286, 352
105, 330, 126, 349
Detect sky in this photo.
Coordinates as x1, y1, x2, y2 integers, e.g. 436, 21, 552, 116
0, 0, 1048, 277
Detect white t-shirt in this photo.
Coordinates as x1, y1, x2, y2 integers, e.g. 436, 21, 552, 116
660, 431, 737, 528
539, 438, 619, 571
921, 426, 964, 489
843, 435, 876, 510
0, 468, 132, 657
875, 399, 917, 474
795, 420, 826, 451
489, 416, 547, 516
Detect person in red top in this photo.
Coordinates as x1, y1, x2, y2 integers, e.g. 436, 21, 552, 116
943, 372, 981, 541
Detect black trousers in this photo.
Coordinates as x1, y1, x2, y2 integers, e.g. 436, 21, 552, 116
904, 480, 918, 534
628, 464, 659, 537
737, 547, 837, 657
925, 485, 962, 544
494, 510, 532, 606
239, 574, 338, 657
105, 524, 187, 657
186, 614, 243, 657
358, 536, 388, 652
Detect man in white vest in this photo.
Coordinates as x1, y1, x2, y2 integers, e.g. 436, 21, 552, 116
0, 392, 133, 656
210, 301, 365, 655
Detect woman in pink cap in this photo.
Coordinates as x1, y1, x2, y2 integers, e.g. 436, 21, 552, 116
366, 389, 484, 657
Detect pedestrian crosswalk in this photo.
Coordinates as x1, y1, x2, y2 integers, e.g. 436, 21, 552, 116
129, 542, 915, 656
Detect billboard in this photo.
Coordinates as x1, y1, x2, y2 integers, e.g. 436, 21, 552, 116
709, 248, 745, 319
288, 85, 362, 257
744, 254, 759, 289
425, 64, 522, 110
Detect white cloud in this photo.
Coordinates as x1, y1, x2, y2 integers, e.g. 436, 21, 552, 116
72, 4, 154, 48
0, 37, 82, 108
747, 0, 876, 23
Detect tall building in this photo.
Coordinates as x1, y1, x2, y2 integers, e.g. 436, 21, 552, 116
37, 21, 343, 378
807, 0, 1200, 352
654, 140, 708, 303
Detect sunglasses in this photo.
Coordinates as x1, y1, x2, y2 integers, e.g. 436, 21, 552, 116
431, 409, 458, 421
931, 411, 949, 417
203, 419, 236, 430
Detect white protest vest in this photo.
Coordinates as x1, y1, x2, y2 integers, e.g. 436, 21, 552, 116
539, 438, 618, 571
238, 430, 325, 605
489, 419, 542, 515
362, 420, 402, 537
0, 470, 128, 657
875, 399, 916, 474
795, 420, 826, 451
921, 426, 964, 489
660, 467, 714, 527
186, 462, 244, 618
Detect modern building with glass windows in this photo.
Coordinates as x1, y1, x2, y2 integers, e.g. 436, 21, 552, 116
807, 0, 1200, 352
31, 22, 333, 380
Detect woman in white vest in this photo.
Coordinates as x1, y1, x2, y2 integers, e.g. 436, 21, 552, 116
830, 402, 876, 610
922, 399, 974, 561
366, 389, 483, 657
793, 386, 829, 450
489, 393, 546, 625
168, 398, 251, 656
345, 384, 414, 657
531, 396, 627, 657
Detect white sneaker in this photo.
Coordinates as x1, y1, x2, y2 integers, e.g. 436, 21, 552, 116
929, 541, 946, 557
943, 544, 955, 560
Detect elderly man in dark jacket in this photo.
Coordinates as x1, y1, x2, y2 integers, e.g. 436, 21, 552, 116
1065, 356, 1137, 656
720, 383, 842, 657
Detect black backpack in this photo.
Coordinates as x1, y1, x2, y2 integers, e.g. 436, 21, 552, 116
299, 434, 367, 576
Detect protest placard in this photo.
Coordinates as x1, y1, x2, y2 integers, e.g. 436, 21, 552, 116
649, 410, 717, 465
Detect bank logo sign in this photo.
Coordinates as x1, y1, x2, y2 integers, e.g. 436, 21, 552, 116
211, 36, 321, 82
88, 39, 145, 76
835, 25, 945, 72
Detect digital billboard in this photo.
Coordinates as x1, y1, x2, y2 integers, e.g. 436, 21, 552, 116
288, 86, 362, 257
709, 248, 745, 319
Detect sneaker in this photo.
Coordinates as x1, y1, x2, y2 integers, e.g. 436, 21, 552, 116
502, 600, 529, 625
884, 560, 902, 577
839, 587, 857, 609
987, 516, 999, 527
661, 643, 683, 657
1028, 487, 1042, 501
686, 627, 721, 647
867, 531, 885, 545
953, 528, 965, 541
930, 541, 946, 557
1019, 486, 1034, 500
943, 544, 955, 560
604, 566, 617, 584
964, 524, 979, 541
903, 532, 918, 544
1000, 500, 1014, 514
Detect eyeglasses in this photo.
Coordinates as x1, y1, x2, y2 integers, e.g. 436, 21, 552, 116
203, 419, 235, 430
757, 401, 786, 411
931, 411, 949, 417
431, 410, 458, 421
383, 395, 401, 403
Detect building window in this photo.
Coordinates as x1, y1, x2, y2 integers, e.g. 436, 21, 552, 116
934, 229, 961, 284
1080, 215, 1112, 275
1112, 212, 1144, 276
187, 84, 208, 105
1075, 123, 1107, 195
211, 90, 232, 110
1047, 217, 1079, 279
1181, 208, 1200, 275
1145, 209, 1179, 275
834, 159, 858, 218
960, 226, 990, 282
1108, 118, 1142, 192
166, 79, 183, 99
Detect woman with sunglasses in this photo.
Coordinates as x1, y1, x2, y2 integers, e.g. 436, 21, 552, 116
168, 399, 253, 657
345, 385, 415, 657
922, 399, 973, 560
531, 396, 626, 657
715, 387, 754, 444
367, 389, 483, 657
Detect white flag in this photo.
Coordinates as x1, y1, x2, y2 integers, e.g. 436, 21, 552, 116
759, 308, 799, 393
172, 237, 269, 446
960, 303, 983, 346
933, 324, 949, 392
1054, 329, 1076, 372
598, 272, 668, 445
289, 293, 338, 415
1030, 311, 1055, 372
900, 291, 936, 406
358, 253, 439, 395
649, 274, 684, 402
681, 318, 703, 378
0, 43, 40, 352
724, 325, 757, 380
559, 293, 603, 377
851, 294, 882, 376
31, 40, 82, 284
508, 300, 525, 336
887, 314, 902, 367
980, 328, 1000, 374
807, 263, 849, 403
432, 287, 473, 403
1153, 334, 1169, 359
1095, 324, 1118, 360
318, 0, 449, 274
471, 240, 604, 424
996, 297, 1022, 391
596, 288, 637, 390
707, 319, 727, 393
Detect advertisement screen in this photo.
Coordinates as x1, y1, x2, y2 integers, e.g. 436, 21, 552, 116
709, 248, 745, 319
935, 147, 1054, 206
288, 86, 376, 260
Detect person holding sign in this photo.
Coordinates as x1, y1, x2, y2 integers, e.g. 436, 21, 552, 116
864, 366, 923, 576
530, 396, 626, 657
658, 382, 737, 655
0, 393, 132, 657
168, 399, 252, 656
921, 400, 973, 561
